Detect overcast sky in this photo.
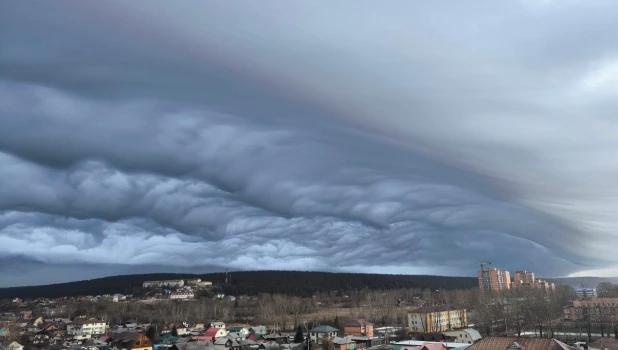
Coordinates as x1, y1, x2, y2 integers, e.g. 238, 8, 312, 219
1, 0, 617, 287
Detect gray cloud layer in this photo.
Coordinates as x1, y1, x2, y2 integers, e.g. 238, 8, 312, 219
1, 0, 617, 286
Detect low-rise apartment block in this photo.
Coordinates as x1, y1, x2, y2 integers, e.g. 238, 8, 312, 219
563, 298, 618, 321
143, 280, 185, 288
408, 307, 467, 333
67, 318, 107, 336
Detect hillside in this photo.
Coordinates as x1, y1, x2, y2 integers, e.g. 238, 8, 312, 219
0, 271, 478, 299
547, 276, 618, 288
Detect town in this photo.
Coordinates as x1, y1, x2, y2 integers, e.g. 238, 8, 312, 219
1, 269, 618, 350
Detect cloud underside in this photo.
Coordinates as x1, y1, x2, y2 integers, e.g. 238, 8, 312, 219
1, 1, 618, 285
0, 82, 591, 281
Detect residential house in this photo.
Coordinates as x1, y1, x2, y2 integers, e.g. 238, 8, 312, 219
33, 317, 45, 326
171, 341, 216, 350
19, 311, 33, 320
246, 333, 264, 342
239, 339, 258, 349
193, 323, 206, 331
401, 345, 447, 350
25, 324, 40, 333
264, 333, 289, 344
186, 279, 213, 288
209, 322, 226, 329
227, 327, 250, 338
172, 323, 189, 336
442, 329, 482, 345
214, 338, 241, 350
170, 292, 195, 300
31, 333, 50, 346
309, 326, 339, 343
249, 326, 268, 336
407, 307, 467, 333
67, 319, 107, 336
112, 332, 153, 350
42, 323, 58, 332
411, 333, 453, 343
347, 336, 373, 349
344, 320, 373, 338
467, 337, 572, 350
258, 342, 301, 350
204, 328, 228, 341
7, 342, 24, 350
333, 337, 356, 350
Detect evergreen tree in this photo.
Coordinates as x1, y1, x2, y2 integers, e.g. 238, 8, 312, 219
333, 315, 340, 330
234, 298, 239, 308
145, 326, 157, 340
294, 325, 304, 343
171, 326, 179, 337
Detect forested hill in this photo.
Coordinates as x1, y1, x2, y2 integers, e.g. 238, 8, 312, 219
0, 271, 478, 299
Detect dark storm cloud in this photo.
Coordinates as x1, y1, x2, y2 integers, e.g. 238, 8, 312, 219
0, 82, 587, 281
1, 0, 617, 285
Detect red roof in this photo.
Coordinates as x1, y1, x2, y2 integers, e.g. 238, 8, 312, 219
191, 336, 212, 341
204, 328, 221, 337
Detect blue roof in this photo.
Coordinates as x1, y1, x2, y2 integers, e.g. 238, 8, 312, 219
310, 326, 339, 333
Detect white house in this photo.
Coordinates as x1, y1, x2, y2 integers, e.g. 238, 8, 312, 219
443, 328, 482, 344
7, 342, 24, 350
170, 291, 195, 300
226, 327, 249, 338
309, 326, 339, 342
172, 323, 189, 336
67, 319, 107, 336
205, 328, 228, 340
209, 322, 226, 329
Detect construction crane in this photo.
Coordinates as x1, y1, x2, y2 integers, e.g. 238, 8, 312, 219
479, 261, 491, 272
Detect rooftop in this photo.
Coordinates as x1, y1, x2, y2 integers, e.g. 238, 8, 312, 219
310, 326, 339, 333
467, 337, 571, 350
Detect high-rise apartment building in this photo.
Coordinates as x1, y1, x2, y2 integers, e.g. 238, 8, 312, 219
513, 270, 535, 284
511, 270, 555, 292
478, 268, 511, 293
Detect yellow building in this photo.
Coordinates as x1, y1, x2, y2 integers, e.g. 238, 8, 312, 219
408, 307, 468, 333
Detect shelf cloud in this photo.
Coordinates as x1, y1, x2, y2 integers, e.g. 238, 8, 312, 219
1, 0, 617, 286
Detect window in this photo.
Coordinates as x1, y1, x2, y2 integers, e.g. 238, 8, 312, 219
135, 341, 141, 346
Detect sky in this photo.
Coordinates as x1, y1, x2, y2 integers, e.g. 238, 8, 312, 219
1, 0, 618, 287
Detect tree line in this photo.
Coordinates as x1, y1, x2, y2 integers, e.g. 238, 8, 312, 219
0, 271, 478, 299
